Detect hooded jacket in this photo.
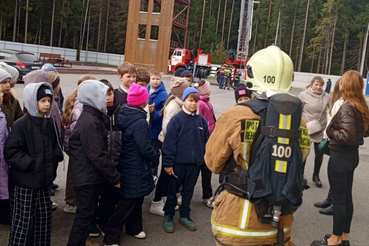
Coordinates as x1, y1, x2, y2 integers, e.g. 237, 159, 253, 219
118, 104, 159, 199
147, 82, 168, 139
4, 82, 63, 190
69, 80, 120, 187
298, 88, 331, 142
23, 69, 63, 138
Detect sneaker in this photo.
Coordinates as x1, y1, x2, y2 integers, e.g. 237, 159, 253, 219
150, 200, 165, 216
89, 223, 100, 237
178, 217, 197, 231
163, 215, 175, 233
177, 196, 182, 206
203, 197, 214, 208
85, 237, 100, 246
134, 231, 146, 239
104, 244, 118, 246
63, 204, 77, 214
153, 175, 158, 185
52, 202, 58, 210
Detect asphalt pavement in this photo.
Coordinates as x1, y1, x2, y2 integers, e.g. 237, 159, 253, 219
0, 68, 368, 245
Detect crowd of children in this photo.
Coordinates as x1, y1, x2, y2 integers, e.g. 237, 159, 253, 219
0, 61, 250, 246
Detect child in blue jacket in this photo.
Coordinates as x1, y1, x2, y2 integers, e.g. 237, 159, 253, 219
162, 87, 209, 233
147, 70, 168, 177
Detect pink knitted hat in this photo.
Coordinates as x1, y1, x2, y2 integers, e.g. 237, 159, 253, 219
127, 83, 149, 106
197, 80, 211, 95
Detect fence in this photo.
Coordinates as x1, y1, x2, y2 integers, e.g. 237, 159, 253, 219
0, 40, 125, 66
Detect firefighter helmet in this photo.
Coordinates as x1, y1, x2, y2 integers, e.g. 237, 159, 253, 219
245, 46, 294, 94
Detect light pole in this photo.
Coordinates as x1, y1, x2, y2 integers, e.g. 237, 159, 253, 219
85, 4, 101, 62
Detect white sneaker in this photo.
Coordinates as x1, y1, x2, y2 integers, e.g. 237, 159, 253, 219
52, 202, 58, 210
203, 197, 214, 208
104, 244, 119, 246
177, 196, 182, 206
149, 200, 165, 216
63, 204, 77, 214
134, 231, 146, 239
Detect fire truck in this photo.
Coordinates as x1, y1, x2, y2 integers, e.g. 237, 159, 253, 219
217, 0, 254, 83
169, 48, 212, 79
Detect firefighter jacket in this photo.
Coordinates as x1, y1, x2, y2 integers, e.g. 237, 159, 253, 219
205, 103, 310, 246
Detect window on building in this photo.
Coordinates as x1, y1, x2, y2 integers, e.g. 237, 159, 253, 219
138, 24, 147, 39
140, 0, 149, 12
150, 26, 159, 40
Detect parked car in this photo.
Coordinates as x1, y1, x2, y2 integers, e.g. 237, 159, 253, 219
0, 49, 43, 82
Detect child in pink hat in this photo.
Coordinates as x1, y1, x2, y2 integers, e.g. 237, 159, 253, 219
103, 83, 159, 244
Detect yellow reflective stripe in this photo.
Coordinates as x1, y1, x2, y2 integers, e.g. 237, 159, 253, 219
241, 142, 248, 170
275, 114, 291, 173
299, 127, 311, 149
239, 199, 251, 229
211, 220, 291, 238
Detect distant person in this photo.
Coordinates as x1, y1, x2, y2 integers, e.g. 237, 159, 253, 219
180, 70, 193, 87
135, 67, 154, 124
218, 65, 224, 89
298, 76, 331, 188
5, 82, 63, 245
42, 63, 64, 114
325, 78, 332, 94
115, 62, 136, 104
162, 87, 209, 233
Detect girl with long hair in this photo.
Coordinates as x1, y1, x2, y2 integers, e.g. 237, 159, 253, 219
312, 70, 369, 246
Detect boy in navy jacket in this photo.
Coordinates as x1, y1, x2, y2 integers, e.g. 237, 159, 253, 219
162, 87, 209, 233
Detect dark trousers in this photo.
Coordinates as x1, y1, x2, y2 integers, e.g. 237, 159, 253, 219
153, 166, 169, 202
9, 186, 52, 246
90, 181, 119, 232
164, 163, 200, 218
103, 197, 144, 245
67, 184, 101, 246
328, 149, 358, 236
313, 142, 324, 175
151, 139, 162, 177
200, 163, 213, 199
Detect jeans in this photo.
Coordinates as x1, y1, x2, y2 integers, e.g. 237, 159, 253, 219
328, 149, 359, 236
219, 75, 224, 88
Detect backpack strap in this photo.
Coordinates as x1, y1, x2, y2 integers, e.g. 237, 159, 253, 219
261, 126, 302, 139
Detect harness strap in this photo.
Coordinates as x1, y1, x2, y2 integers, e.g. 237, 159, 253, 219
261, 126, 302, 139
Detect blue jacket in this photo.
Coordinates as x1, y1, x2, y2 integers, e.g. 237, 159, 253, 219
118, 104, 159, 199
147, 82, 168, 139
162, 110, 209, 167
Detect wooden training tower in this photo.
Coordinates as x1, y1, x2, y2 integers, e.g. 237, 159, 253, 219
125, 0, 175, 73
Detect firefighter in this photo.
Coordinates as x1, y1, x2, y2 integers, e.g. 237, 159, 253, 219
205, 46, 311, 246
223, 65, 232, 90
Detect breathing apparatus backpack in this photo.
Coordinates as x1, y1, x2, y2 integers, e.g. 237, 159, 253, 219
214, 94, 305, 242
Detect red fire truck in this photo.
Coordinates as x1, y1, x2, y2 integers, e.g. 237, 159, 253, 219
169, 48, 212, 79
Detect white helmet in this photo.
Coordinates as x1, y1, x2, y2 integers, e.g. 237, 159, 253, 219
245, 45, 294, 94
